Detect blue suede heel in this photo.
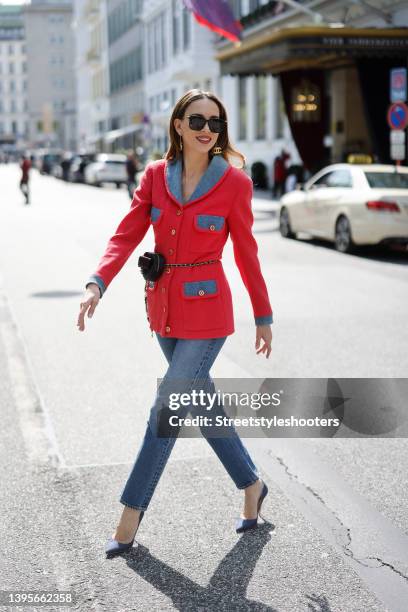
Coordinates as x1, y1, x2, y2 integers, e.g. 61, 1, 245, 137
235, 481, 268, 533
105, 510, 145, 556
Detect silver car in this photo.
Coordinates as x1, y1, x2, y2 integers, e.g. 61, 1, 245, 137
84, 153, 128, 188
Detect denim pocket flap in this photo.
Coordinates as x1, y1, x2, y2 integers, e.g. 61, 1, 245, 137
195, 214, 225, 232
150, 206, 162, 223
182, 279, 218, 299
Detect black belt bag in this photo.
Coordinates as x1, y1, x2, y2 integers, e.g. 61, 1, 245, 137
138, 251, 166, 281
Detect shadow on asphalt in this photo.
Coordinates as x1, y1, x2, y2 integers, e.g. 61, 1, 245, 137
290, 236, 408, 264
106, 520, 334, 610
30, 290, 84, 298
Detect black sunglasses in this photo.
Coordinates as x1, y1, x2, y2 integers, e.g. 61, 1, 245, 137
185, 114, 227, 134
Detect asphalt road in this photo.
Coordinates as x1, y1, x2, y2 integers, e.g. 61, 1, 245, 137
0, 163, 407, 612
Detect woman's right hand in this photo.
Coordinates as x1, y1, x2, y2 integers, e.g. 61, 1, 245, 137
77, 284, 100, 331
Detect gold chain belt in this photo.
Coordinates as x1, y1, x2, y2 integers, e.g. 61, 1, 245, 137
163, 258, 221, 268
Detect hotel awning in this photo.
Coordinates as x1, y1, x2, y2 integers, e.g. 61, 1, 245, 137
103, 123, 144, 143
215, 26, 408, 75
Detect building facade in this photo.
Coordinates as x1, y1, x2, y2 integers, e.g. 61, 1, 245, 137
143, 0, 221, 157
24, 0, 76, 150
0, 5, 29, 154
217, 0, 408, 172
73, 0, 110, 153
103, 0, 145, 152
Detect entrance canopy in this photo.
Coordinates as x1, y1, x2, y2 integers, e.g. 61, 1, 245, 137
216, 25, 408, 75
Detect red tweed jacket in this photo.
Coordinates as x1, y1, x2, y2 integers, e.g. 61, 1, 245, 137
86, 155, 273, 339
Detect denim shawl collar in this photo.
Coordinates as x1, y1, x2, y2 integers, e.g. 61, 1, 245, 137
165, 155, 229, 205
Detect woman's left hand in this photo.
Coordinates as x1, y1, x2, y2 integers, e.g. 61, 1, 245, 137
255, 325, 272, 359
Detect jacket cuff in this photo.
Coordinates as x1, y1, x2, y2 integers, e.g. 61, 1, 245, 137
86, 274, 106, 299
255, 314, 273, 325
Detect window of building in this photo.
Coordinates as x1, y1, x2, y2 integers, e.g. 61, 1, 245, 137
22, 61, 27, 73
172, 0, 180, 55
11, 100, 16, 113
276, 80, 284, 138
0, 122, 4, 134
204, 78, 212, 92
182, 4, 191, 50
255, 75, 266, 140
171, 88, 176, 106
9, 62, 14, 74
238, 77, 247, 140
8, 44, 13, 55
12, 120, 17, 134
161, 11, 167, 66
249, 0, 261, 11
10, 80, 15, 93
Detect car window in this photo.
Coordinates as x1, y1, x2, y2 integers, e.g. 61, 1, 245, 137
364, 172, 408, 189
310, 169, 353, 189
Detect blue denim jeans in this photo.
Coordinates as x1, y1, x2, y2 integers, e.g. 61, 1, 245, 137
119, 333, 260, 511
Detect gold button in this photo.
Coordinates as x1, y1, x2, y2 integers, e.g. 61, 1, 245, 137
168, 248, 174, 255
165, 326, 171, 333
165, 267, 171, 274
176, 209, 182, 216
209, 224, 216, 231
171, 228, 176, 235
161, 287, 166, 292
198, 289, 205, 296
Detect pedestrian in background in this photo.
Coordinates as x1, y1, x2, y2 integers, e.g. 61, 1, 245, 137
272, 149, 290, 199
77, 89, 273, 556
19, 154, 31, 205
126, 150, 139, 199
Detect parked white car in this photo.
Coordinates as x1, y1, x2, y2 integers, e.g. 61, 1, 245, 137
279, 164, 408, 252
84, 153, 127, 188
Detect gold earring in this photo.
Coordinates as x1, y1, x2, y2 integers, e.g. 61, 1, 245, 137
212, 146, 222, 155
179, 136, 183, 151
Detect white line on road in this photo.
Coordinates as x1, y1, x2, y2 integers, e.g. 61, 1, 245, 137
250, 437, 408, 612
0, 285, 66, 468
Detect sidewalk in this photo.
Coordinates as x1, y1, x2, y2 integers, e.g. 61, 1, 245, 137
252, 189, 281, 216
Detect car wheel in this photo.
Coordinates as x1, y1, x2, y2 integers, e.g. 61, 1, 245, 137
335, 216, 355, 253
279, 207, 295, 239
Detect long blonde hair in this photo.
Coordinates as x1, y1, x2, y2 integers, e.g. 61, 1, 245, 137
164, 89, 246, 169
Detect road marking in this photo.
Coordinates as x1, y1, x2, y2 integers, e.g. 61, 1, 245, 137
0, 286, 65, 468
250, 438, 408, 612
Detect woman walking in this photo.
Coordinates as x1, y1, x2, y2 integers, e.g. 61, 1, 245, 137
77, 89, 273, 556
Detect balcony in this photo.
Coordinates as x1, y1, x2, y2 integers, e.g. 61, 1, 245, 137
86, 46, 101, 64
83, 0, 100, 22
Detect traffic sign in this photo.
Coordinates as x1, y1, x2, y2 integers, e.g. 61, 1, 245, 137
390, 130, 405, 145
390, 68, 407, 103
387, 102, 408, 130
390, 143, 405, 160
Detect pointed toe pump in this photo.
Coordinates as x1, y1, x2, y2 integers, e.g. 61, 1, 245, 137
105, 510, 145, 556
235, 481, 268, 534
